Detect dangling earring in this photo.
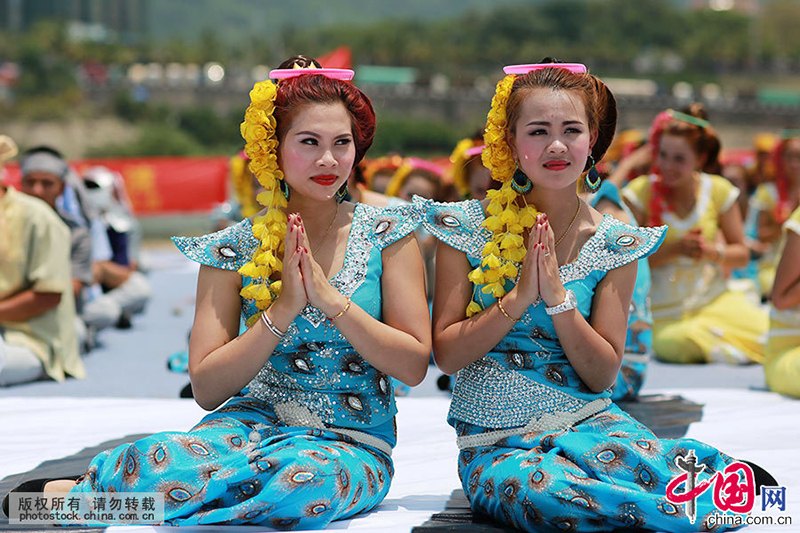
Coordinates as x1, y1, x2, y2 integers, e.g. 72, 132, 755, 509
585, 155, 601, 192
279, 179, 291, 201
511, 164, 532, 195
335, 183, 349, 204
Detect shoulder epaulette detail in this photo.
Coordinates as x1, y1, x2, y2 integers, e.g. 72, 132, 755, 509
413, 196, 491, 259
171, 219, 258, 271
358, 202, 422, 250
560, 216, 666, 283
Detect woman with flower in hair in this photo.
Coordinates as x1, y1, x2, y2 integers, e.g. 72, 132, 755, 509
752, 131, 800, 297
765, 204, 800, 397
385, 157, 447, 202
448, 133, 492, 201
622, 106, 767, 365
3, 56, 431, 528
364, 154, 403, 195
417, 60, 767, 532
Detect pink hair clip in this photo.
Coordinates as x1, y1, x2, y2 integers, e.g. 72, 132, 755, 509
269, 68, 355, 81
464, 145, 485, 158
407, 157, 445, 177
503, 63, 587, 75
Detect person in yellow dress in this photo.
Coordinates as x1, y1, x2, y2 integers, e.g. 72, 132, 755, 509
765, 205, 800, 397
622, 107, 767, 364
752, 131, 800, 297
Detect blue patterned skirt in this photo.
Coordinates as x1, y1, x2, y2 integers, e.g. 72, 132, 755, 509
68, 397, 393, 529
456, 403, 741, 532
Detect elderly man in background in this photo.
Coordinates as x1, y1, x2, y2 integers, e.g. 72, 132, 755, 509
19, 147, 151, 350
0, 136, 85, 386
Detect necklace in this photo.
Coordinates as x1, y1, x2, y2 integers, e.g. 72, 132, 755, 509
554, 199, 582, 248
310, 202, 340, 255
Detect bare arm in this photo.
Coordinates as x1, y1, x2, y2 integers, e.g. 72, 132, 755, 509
93, 260, 132, 289
188, 218, 308, 410
758, 209, 783, 244
772, 231, 800, 310
606, 144, 651, 189
431, 241, 522, 375
0, 290, 62, 322
188, 266, 290, 410
713, 202, 749, 270
553, 261, 635, 392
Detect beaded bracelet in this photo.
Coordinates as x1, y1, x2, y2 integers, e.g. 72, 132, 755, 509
496, 296, 520, 323
328, 296, 352, 321
261, 309, 286, 339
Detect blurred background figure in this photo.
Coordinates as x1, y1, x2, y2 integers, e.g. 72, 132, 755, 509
81, 165, 152, 331
603, 128, 650, 188
753, 131, 800, 299
765, 204, 800, 398
364, 154, 403, 195
19, 146, 97, 352
1, 136, 85, 386
623, 106, 767, 365
211, 150, 264, 231
447, 133, 491, 201
750, 132, 779, 191
347, 161, 403, 207
385, 157, 446, 202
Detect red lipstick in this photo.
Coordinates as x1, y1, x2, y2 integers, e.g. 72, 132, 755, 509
311, 174, 337, 186
543, 160, 569, 171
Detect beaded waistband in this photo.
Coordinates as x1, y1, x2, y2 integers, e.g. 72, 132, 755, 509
449, 357, 602, 429
456, 397, 611, 450
267, 401, 393, 457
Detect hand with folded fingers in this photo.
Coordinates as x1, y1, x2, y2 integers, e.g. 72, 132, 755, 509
295, 217, 349, 319
271, 213, 309, 319
533, 214, 567, 307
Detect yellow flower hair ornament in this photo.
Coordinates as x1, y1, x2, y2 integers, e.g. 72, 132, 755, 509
466, 73, 539, 317
238, 79, 288, 323
448, 138, 485, 199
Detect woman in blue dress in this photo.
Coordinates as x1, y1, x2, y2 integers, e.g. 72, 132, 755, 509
3, 56, 431, 528
417, 60, 769, 531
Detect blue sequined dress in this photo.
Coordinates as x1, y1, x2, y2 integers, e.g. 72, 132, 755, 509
417, 197, 741, 532
67, 203, 421, 529
588, 180, 654, 400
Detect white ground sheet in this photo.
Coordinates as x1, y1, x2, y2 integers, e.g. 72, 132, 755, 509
1, 390, 797, 532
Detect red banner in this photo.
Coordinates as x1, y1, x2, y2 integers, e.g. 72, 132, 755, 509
3, 156, 229, 216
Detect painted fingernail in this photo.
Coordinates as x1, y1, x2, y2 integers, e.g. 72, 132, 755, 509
304, 247, 309, 253
544, 222, 549, 230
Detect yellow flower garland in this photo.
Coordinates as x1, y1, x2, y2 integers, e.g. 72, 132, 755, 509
238, 79, 288, 322
467, 74, 539, 317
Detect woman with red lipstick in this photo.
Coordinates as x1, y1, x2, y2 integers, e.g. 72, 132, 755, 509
416, 60, 768, 531
622, 108, 767, 365
3, 56, 431, 528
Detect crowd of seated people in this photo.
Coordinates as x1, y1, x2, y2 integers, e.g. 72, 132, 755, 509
0, 137, 151, 387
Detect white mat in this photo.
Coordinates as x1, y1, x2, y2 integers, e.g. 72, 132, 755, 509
2, 390, 797, 532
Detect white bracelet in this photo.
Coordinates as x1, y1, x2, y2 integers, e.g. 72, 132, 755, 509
261, 309, 285, 339
716, 243, 726, 263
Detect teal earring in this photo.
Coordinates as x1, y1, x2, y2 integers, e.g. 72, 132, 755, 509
335, 183, 349, 203
511, 164, 533, 195
585, 155, 601, 191
279, 179, 291, 201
